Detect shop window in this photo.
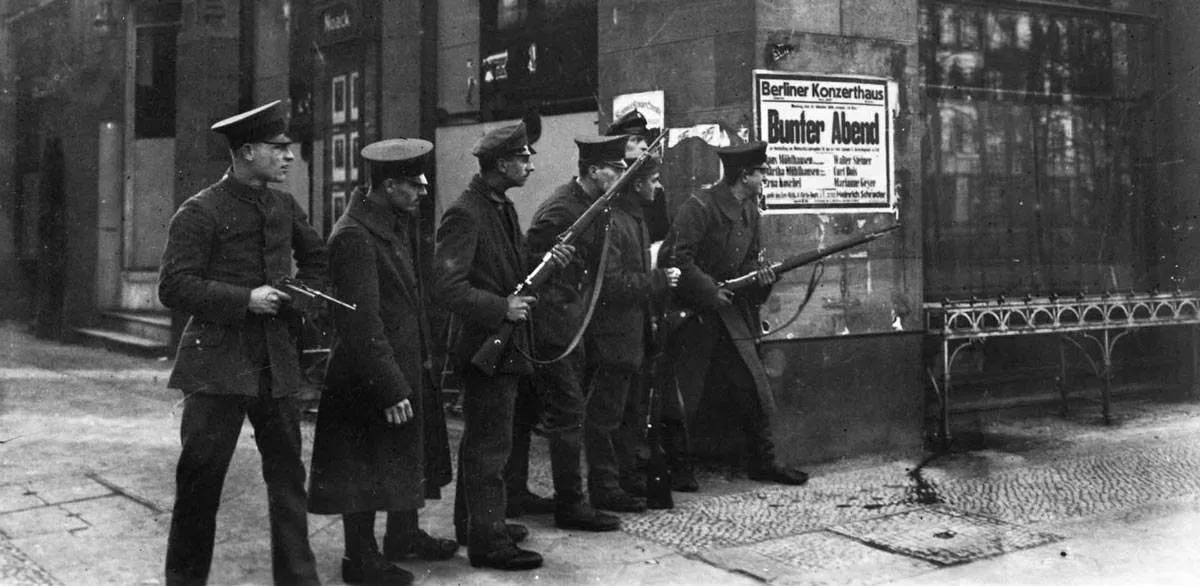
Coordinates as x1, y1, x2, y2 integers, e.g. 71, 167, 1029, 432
479, 0, 597, 120
921, 1, 1160, 299
134, 2, 181, 138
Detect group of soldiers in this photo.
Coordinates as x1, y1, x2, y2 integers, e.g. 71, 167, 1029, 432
157, 101, 808, 586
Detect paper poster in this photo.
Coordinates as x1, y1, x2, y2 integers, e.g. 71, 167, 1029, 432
753, 71, 897, 214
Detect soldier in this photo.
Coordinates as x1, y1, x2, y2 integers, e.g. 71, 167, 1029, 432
660, 141, 809, 487
307, 139, 455, 585
603, 113, 697, 492
432, 115, 572, 570
605, 109, 669, 241
159, 101, 324, 586
584, 155, 680, 505
526, 134, 646, 514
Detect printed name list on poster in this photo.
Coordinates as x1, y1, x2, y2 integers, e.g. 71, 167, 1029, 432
753, 71, 897, 214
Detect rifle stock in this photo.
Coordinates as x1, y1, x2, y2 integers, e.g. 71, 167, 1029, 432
469, 133, 668, 375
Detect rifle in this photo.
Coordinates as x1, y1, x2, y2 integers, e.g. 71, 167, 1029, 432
470, 131, 667, 375
642, 311, 674, 509
663, 224, 900, 334
718, 223, 901, 291
276, 276, 357, 311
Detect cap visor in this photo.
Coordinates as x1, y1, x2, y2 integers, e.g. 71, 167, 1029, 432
260, 133, 293, 145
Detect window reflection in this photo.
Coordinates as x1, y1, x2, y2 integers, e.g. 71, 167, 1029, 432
922, 1, 1157, 298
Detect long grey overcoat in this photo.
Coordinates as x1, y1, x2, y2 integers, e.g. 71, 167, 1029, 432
308, 194, 452, 514
660, 182, 776, 424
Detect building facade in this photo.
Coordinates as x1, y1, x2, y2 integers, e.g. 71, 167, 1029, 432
2, 0, 1197, 463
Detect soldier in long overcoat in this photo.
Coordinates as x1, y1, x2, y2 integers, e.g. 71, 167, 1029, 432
660, 141, 809, 487
307, 139, 455, 585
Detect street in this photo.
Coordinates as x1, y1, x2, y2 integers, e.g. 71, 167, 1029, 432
2, 321, 1200, 585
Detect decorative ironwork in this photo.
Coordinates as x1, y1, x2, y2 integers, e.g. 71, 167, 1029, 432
924, 291, 1200, 447
926, 292, 1200, 338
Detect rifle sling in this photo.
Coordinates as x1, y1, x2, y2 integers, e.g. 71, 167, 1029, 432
516, 210, 615, 365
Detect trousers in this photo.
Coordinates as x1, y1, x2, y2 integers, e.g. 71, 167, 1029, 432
164, 391, 318, 586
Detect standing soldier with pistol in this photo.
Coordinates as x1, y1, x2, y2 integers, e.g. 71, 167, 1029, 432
159, 101, 324, 586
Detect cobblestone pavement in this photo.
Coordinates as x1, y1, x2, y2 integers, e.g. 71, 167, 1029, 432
5, 321, 1200, 584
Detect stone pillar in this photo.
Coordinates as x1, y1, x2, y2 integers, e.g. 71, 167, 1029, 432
598, 0, 926, 464
0, 0, 24, 318
174, 0, 243, 208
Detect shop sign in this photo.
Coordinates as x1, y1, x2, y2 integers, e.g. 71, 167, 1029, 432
315, 1, 361, 46
753, 71, 898, 214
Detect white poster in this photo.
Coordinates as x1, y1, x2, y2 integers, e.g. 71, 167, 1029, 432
612, 90, 664, 131
753, 71, 897, 214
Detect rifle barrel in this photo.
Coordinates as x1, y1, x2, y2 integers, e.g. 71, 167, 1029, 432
719, 224, 900, 290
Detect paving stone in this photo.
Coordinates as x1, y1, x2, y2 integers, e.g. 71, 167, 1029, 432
0, 506, 91, 539
23, 476, 113, 505
0, 484, 44, 514
60, 495, 168, 538
10, 533, 162, 586
828, 505, 1062, 566
623, 462, 923, 553
702, 530, 937, 584
0, 536, 60, 586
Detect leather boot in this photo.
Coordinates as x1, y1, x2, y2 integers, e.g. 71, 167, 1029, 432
554, 499, 620, 531
342, 512, 414, 585
747, 434, 808, 486
383, 511, 458, 561
468, 522, 543, 571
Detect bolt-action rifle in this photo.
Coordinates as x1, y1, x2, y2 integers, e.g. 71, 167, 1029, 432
663, 223, 901, 333
470, 132, 667, 376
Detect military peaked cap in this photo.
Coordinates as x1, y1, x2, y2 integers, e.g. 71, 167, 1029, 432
605, 109, 650, 137
631, 154, 660, 180
211, 100, 291, 148
362, 138, 433, 185
716, 141, 769, 173
473, 110, 542, 160
575, 135, 629, 169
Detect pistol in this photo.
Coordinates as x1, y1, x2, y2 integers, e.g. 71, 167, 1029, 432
276, 276, 357, 311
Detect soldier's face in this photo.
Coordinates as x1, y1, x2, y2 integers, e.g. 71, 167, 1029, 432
386, 177, 426, 215
636, 172, 662, 204
245, 142, 294, 183
592, 164, 622, 193
625, 137, 649, 159
499, 154, 534, 187
743, 168, 765, 196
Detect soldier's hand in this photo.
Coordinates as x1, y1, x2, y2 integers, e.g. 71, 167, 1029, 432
384, 399, 414, 425
248, 285, 292, 315
664, 267, 681, 288
755, 264, 778, 286
716, 288, 735, 306
548, 243, 575, 269
506, 295, 537, 322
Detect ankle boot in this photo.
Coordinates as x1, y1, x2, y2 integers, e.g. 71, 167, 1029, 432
383, 511, 458, 561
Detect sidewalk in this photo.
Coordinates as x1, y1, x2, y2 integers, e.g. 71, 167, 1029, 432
3, 321, 1200, 585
